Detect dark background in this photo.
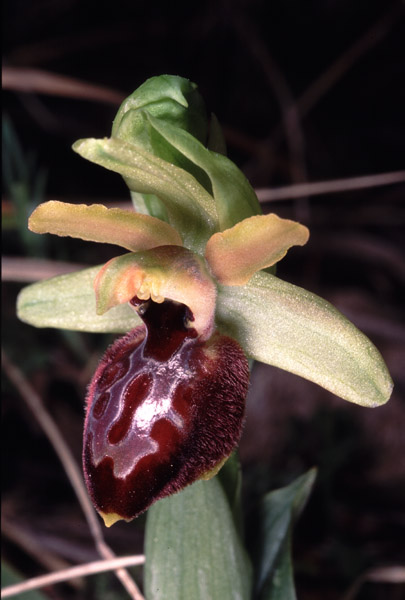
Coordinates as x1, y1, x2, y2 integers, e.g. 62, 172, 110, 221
2, 1, 405, 599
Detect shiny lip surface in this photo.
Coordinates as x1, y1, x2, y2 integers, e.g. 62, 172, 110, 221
83, 297, 249, 522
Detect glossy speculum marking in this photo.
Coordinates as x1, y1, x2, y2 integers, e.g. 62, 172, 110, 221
83, 297, 249, 524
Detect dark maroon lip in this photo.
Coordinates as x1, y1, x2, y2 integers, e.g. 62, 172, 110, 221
129, 297, 197, 361
83, 297, 249, 523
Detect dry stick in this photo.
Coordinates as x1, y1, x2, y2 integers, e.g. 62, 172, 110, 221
265, 4, 402, 152
1, 555, 146, 599
340, 566, 405, 600
255, 170, 405, 202
2, 66, 125, 105
1, 518, 74, 584
1, 350, 145, 600
1, 257, 87, 282
298, 4, 403, 119
233, 14, 309, 221
240, 3, 403, 186
234, 17, 307, 184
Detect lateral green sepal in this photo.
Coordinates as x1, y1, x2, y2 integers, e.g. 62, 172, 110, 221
216, 271, 393, 407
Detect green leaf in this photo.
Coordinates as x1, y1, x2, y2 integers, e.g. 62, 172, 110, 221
73, 137, 218, 253
216, 271, 393, 407
217, 451, 244, 538
259, 536, 295, 600
1, 561, 48, 600
146, 113, 261, 229
254, 469, 317, 600
28, 201, 182, 251
17, 266, 140, 333
144, 477, 252, 600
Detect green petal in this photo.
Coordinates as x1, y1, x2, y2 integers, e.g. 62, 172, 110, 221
146, 113, 261, 229
17, 266, 140, 333
95, 246, 216, 340
28, 201, 182, 250
73, 137, 218, 253
216, 271, 393, 407
205, 214, 309, 285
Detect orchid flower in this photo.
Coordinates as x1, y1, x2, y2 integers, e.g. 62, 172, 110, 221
17, 75, 393, 527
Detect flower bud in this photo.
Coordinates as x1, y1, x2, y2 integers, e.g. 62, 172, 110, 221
83, 297, 249, 526
112, 75, 208, 156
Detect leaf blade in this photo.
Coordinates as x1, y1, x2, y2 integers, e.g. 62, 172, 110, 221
217, 451, 244, 538
1, 561, 49, 600
254, 469, 317, 600
216, 271, 393, 406
259, 535, 296, 600
144, 478, 252, 600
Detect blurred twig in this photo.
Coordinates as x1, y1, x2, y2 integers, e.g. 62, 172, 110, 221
1, 555, 146, 599
1, 517, 73, 581
341, 565, 405, 600
2, 67, 125, 105
256, 170, 405, 202
232, 15, 307, 186
1, 350, 145, 600
243, 3, 403, 181
232, 10, 309, 221
316, 233, 405, 281
297, 4, 404, 119
1, 257, 87, 282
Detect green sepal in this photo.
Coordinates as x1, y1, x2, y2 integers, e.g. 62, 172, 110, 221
17, 266, 141, 333
216, 271, 393, 407
112, 75, 209, 218
146, 113, 262, 229
72, 137, 218, 253
130, 191, 169, 222
207, 113, 227, 155
112, 75, 208, 147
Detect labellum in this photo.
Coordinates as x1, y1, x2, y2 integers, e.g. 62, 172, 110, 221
83, 296, 249, 526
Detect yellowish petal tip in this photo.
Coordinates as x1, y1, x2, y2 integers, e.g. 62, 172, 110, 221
99, 511, 124, 527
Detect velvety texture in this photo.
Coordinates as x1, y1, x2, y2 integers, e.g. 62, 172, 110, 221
83, 298, 249, 523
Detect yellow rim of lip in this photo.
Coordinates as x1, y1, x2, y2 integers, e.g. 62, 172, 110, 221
199, 454, 229, 481
99, 511, 126, 527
